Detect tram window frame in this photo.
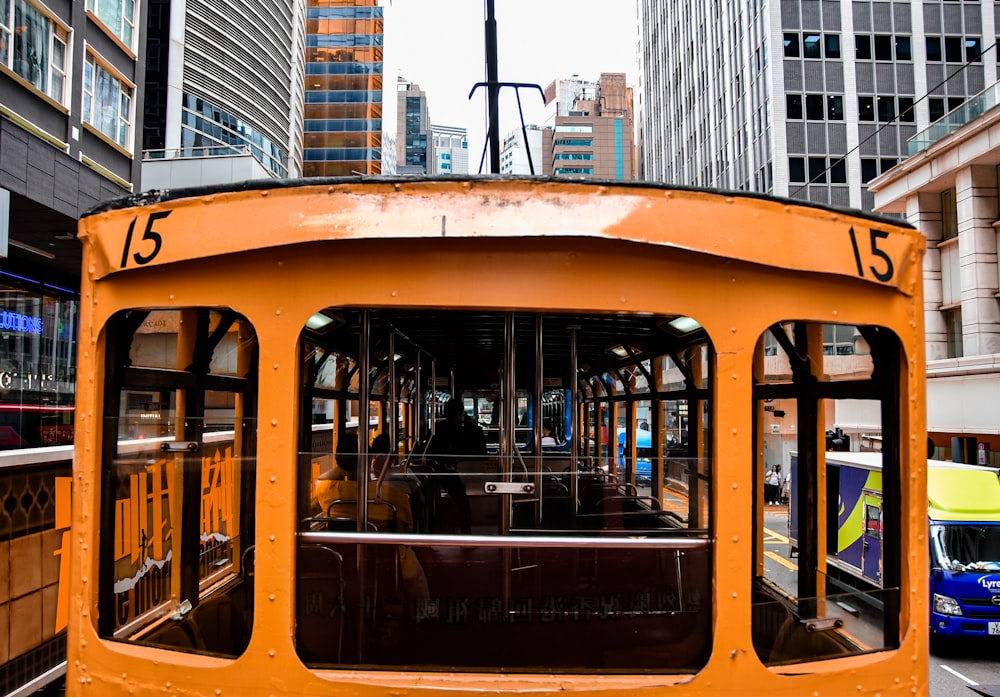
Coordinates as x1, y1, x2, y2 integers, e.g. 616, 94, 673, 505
751, 321, 904, 666
294, 308, 714, 672
96, 308, 258, 659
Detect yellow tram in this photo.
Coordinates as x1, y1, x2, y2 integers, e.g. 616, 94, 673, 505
67, 178, 927, 695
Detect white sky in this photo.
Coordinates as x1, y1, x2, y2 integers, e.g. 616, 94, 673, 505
384, 1, 639, 172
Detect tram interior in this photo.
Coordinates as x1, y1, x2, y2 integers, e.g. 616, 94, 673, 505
97, 307, 903, 674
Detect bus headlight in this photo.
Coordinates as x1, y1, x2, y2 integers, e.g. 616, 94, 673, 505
933, 592, 963, 616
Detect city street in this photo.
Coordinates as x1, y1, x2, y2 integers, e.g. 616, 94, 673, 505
763, 507, 1000, 697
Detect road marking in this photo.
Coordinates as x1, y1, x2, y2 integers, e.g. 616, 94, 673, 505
940, 665, 977, 685
764, 551, 797, 571
764, 526, 789, 544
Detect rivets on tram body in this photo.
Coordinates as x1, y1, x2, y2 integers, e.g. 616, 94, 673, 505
269, 649, 276, 657
275, 309, 281, 316
269, 535, 275, 542
273, 364, 279, 370
271, 419, 277, 427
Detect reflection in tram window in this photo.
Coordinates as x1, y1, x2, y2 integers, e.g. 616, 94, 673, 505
97, 309, 258, 658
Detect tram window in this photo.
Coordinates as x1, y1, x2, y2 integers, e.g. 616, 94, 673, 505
752, 321, 903, 666
97, 309, 258, 658
295, 309, 713, 672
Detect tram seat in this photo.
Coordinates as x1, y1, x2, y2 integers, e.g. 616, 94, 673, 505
325, 499, 398, 532
296, 544, 348, 664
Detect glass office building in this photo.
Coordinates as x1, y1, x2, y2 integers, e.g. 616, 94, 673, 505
304, 0, 388, 176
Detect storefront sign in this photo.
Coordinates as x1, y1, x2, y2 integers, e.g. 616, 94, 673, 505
0, 310, 42, 334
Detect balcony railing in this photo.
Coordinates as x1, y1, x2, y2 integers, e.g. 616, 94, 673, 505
142, 145, 286, 177
907, 82, 1000, 156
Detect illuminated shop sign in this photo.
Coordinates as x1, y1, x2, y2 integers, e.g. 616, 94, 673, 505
0, 310, 43, 334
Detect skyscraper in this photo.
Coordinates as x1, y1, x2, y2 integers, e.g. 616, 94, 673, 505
304, 0, 393, 177
432, 125, 469, 175
637, 1, 995, 210
142, 0, 305, 181
396, 77, 432, 174
547, 72, 635, 180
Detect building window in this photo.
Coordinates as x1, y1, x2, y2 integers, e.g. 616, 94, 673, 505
83, 51, 134, 150
808, 157, 826, 183
786, 94, 802, 119
898, 97, 914, 122
783, 33, 799, 57
877, 96, 895, 122
828, 95, 844, 120
859, 96, 875, 121
805, 94, 823, 120
824, 34, 840, 59
927, 37, 942, 62
896, 36, 911, 60
856, 34, 871, 60
861, 159, 878, 184
830, 158, 846, 184
941, 36, 980, 63
0, 0, 69, 103
941, 188, 958, 241
929, 98, 945, 122
944, 307, 963, 358
823, 324, 857, 355
86, 0, 135, 48
874, 35, 893, 61
965, 37, 982, 62
788, 157, 805, 183
803, 33, 821, 58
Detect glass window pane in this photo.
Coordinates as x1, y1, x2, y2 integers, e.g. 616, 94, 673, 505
859, 96, 874, 121
296, 309, 714, 672
787, 94, 802, 119
830, 159, 846, 183
926, 37, 942, 62
805, 94, 824, 120
896, 36, 911, 61
98, 308, 258, 658
874, 35, 892, 60
824, 34, 840, 59
898, 97, 914, 123
784, 32, 799, 57
877, 96, 895, 122
803, 34, 821, 58
828, 95, 844, 120
808, 157, 826, 183
856, 34, 871, 60
789, 157, 805, 182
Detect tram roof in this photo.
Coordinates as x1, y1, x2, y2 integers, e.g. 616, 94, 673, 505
79, 176, 924, 295
84, 176, 915, 229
